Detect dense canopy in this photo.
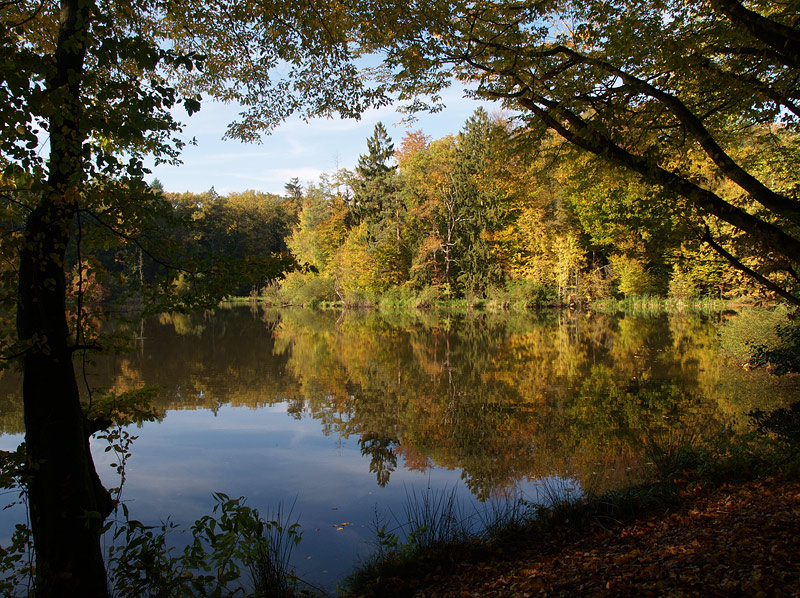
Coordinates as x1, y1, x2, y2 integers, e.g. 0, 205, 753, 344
355, 0, 800, 303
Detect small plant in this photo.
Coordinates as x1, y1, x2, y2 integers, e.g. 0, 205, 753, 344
0, 445, 33, 597
108, 494, 303, 598
373, 521, 400, 559
0, 524, 33, 597
473, 491, 532, 539
367, 487, 467, 561
750, 401, 800, 450
400, 487, 468, 550
250, 502, 303, 598
642, 426, 701, 479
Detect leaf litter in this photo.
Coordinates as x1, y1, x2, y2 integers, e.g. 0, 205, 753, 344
404, 477, 800, 597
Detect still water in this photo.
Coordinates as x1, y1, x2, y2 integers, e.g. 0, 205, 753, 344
0, 305, 797, 589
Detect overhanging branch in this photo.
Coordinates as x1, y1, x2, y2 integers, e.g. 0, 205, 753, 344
701, 225, 800, 306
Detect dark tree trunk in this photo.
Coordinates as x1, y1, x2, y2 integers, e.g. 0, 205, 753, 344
16, 1, 113, 595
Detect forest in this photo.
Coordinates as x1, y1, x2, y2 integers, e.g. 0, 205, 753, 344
2, 0, 800, 596
137, 109, 799, 309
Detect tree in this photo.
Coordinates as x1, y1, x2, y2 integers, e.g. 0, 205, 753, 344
288, 177, 350, 272
400, 136, 458, 288
351, 122, 402, 235
1, 1, 381, 595
398, 110, 511, 295
450, 108, 508, 295
346, 123, 408, 290
364, 0, 800, 304
284, 177, 304, 204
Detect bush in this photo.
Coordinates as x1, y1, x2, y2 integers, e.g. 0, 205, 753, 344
412, 285, 443, 309
749, 316, 800, 375
610, 254, 655, 297
718, 307, 788, 366
342, 288, 376, 308
377, 285, 418, 308
108, 494, 302, 598
486, 279, 556, 309
259, 283, 284, 306
668, 263, 701, 300
278, 271, 337, 306
750, 401, 800, 449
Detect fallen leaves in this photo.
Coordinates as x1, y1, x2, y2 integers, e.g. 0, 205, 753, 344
412, 477, 800, 597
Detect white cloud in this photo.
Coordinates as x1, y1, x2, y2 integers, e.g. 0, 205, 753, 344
149, 85, 497, 195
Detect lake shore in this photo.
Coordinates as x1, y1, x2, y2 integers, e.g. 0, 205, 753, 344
344, 474, 800, 597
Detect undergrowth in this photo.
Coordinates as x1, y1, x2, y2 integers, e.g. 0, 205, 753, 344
342, 412, 800, 598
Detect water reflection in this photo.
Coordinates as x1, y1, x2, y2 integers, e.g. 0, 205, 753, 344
3, 305, 794, 496
1, 306, 798, 585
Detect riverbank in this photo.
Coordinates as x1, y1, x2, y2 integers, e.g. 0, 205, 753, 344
343, 474, 800, 597
226, 293, 758, 313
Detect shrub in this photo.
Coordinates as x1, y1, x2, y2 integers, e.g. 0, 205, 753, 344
377, 284, 417, 308
749, 316, 800, 375
487, 279, 556, 309
278, 271, 337, 306
609, 254, 656, 297
750, 401, 800, 450
343, 288, 376, 308
259, 283, 284, 306
718, 307, 788, 366
412, 285, 443, 309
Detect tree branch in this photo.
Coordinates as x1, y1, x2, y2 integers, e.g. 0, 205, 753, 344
515, 95, 800, 265
711, 0, 800, 68
701, 225, 800, 306
538, 45, 800, 224
80, 209, 209, 276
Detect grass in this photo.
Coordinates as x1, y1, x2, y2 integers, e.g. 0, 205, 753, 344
225, 288, 767, 316
249, 501, 303, 598
590, 295, 755, 314
343, 487, 536, 596
341, 480, 668, 597
341, 419, 800, 598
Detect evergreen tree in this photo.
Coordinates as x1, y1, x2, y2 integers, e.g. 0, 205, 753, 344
349, 123, 409, 287
352, 122, 398, 226
284, 177, 304, 203
451, 108, 507, 295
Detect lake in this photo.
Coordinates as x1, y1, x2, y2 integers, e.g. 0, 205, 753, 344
0, 305, 796, 590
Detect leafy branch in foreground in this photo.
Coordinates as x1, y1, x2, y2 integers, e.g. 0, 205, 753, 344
360, 0, 800, 304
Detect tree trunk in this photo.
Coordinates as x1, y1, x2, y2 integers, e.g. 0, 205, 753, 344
18, 238, 113, 597
16, 1, 113, 595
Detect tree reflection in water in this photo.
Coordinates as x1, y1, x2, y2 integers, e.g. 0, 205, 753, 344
0, 307, 776, 497
0, 306, 796, 497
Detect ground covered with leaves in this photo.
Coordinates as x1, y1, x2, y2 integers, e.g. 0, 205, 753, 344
359, 476, 800, 597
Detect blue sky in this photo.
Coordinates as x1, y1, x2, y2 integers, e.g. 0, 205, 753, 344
148, 86, 496, 196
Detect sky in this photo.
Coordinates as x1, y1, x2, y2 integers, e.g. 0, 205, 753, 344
148, 86, 495, 196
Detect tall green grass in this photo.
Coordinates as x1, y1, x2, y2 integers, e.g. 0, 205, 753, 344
591, 295, 738, 314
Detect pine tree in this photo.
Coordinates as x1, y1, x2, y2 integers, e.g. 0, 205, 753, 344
351, 122, 398, 226
451, 108, 506, 295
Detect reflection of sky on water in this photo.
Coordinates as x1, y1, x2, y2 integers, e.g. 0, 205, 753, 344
2, 307, 789, 590
0, 405, 561, 590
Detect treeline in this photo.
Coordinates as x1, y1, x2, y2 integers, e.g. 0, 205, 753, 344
261, 108, 798, 306
91, 107, 797, 309
62, 184, 301, 308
